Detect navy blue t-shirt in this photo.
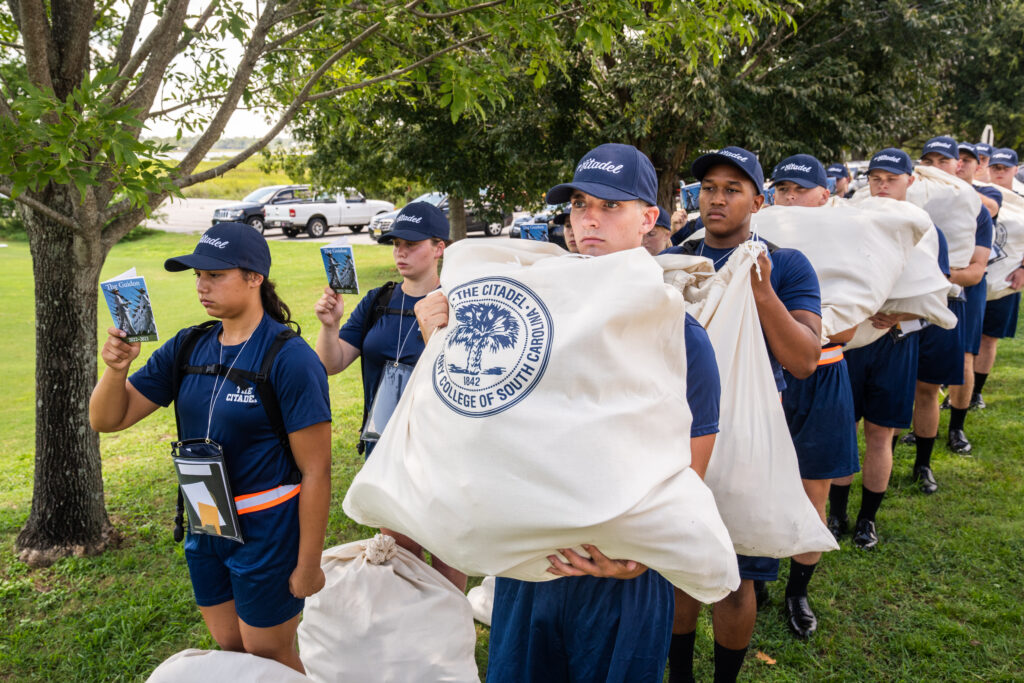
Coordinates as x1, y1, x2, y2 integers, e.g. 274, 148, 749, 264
975, 206, 994, 249
339, 284, 429, 412
975, 184, 1003, 211
684, 313, 720, 437
662, 237, 821, 391
130, 314, 331, 495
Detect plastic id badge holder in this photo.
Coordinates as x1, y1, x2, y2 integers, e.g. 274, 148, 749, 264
172, 439, 244, 543
361, 361, 414, 443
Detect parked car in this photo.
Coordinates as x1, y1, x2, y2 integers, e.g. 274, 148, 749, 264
509, 207, 568, 249
368, 192, 512, 240
264, 189, 395, 238
211, 185, 310, 233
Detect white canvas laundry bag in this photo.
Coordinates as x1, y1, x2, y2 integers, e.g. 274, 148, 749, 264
751, 198, 928, 340
343, 240, 739, 603
664, 243, 838, 558
906, 165, 981, 268
980, 183, 1024, 300
297, 534, 478, 683
467, 576, 496, 626
146, 649, 311, 682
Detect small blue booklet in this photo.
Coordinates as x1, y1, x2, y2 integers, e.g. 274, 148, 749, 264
521, 223, 550, 242
101, 268, 158, 342
681, 181, 700, 212
321, 238, 359, 294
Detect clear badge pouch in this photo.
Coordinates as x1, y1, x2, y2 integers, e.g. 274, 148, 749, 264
361, 360, 414, 443
172, 438, 244, 543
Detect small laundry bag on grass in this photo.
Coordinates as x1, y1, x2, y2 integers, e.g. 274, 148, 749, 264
663, 243, 838, 558
467, 576, 496, 626
981, 183, 1024, 301
297, 534, 478, 683
752, 198, 927, 340
146, 649, 311, 682
343, 240, 739, 603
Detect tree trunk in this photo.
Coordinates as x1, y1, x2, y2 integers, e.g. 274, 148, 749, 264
657, 167, 679, 214
449, 193, 468, 242
15, 195, 118, 567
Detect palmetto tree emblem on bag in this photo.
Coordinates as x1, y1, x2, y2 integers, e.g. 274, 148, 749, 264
433, 277, 553, 417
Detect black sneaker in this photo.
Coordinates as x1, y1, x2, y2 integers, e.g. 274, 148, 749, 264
970, 393, 986, 410
912, 465, 938, 494
852, 518, 878, 550
785, 595, 818, 638
827, 514, 848, 541
948, 429, 972, 455
899, 432, 917, 446
939, 395, 951, 410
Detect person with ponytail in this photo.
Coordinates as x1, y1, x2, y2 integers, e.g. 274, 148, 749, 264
90, 223, 331, 673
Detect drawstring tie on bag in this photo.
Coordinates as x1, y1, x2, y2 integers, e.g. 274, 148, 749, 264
363, 533, 398, 565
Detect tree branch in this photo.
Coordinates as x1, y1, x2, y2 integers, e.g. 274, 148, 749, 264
145, 91, 228, 118
0, 185, 81, 231
111, 0, 149, 72
120, 0, 192, 113
0, 39, 23, 49
108, 0, 188, 103
174, 0, 221, 55
17, 0, 54, 91
408, 0, 505, 20
263, 15, 325, 52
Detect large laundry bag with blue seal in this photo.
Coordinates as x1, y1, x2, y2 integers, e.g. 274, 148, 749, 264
344, 240, 739, 604
980, 182, 1024, 301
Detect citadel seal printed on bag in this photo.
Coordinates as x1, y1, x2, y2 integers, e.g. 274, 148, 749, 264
432, 276, 553, 418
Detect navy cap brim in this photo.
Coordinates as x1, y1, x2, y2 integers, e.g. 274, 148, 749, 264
691, 153, 763, 195
923, 149, 958, 161
164, 253, 239, 272
959, 147, 980, 162
545, 181, 642, 205
771, 176, 821, 189
378, 227, 436, 243
868, 164, 911, 176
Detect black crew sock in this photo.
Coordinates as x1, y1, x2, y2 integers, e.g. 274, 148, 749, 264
949, 407, 968, 433
857, 486, 885, 523
974, 372, 988, 396
914, 435, 936, 470
828, 483, 851, 520
785, 559, 818, 598
891, 433, 900, 453
713, 641, 748, 683
668, 631, 697, 683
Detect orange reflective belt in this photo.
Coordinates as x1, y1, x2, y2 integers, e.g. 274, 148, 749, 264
235, 484, 300, 515
818, 345, 844, 366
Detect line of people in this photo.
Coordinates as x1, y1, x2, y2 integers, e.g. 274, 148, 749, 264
90, 135, 1021, 681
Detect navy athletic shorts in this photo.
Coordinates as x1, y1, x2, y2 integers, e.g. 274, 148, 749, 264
983, 292, 1020, 339
782, 356, 860, 480
917, 299, 967, 385
184, 497, 303, 628
737, 555, 779, 582
845, 332, 919, 429
487, 572, 673, 683
963, 277, 987, 354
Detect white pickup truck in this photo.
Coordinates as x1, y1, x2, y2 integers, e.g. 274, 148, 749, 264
264, 190, 395, 238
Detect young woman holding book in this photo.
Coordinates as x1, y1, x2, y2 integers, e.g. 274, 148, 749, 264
90, 222, 331, 673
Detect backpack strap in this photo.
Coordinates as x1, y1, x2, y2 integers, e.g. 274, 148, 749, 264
357, 282, 399, 454
678, 235, 781, 256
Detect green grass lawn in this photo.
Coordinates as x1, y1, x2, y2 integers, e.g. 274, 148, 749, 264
1, 233, 1022, 681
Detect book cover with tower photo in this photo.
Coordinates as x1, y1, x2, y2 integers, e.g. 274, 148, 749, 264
320, 239, 359, 295
100, 268, 159, 342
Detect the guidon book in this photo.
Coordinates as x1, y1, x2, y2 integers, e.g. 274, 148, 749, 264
321, 239, 359, 294
101, 268, 158, 342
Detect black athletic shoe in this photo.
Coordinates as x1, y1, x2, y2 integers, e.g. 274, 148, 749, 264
939, 395, 951, 410
913, 465, 938, 494
948, 429, 972, 455
785, 595, 818, 638
827, 514, 848, 541
899, 432, 916, 446
852, 518, 878, 550
754, 580, 770, 610
970, 393, 986, 410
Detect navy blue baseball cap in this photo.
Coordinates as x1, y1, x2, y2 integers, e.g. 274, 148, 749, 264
771, 154, 828, 189
958, 142, 980, 162
378, 201, 450, 242
989, 148, 1019, 168
656, 207, 671, 229
868, 148, 914, 175
546, 143, 658, 205
975, 142, 993, 158
826, 163, 850, 179
921, 136, 959, 160
691, 146, 765, 196
165, 222, 271, 276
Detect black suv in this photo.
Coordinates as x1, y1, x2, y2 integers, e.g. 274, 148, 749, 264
368, 192, 511, 240
211, 185, 310, 233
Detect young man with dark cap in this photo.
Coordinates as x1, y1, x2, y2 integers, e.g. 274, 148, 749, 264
415, 143, 724, 683
916, 137, 992, 456
975, 147, 1024, 408
974, 142, 994, 183
768, 154, 860, 638
643, 206, 674, 255
899, 137, 978, 492
662, 146, 822, 682
826, 162, 853, 198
